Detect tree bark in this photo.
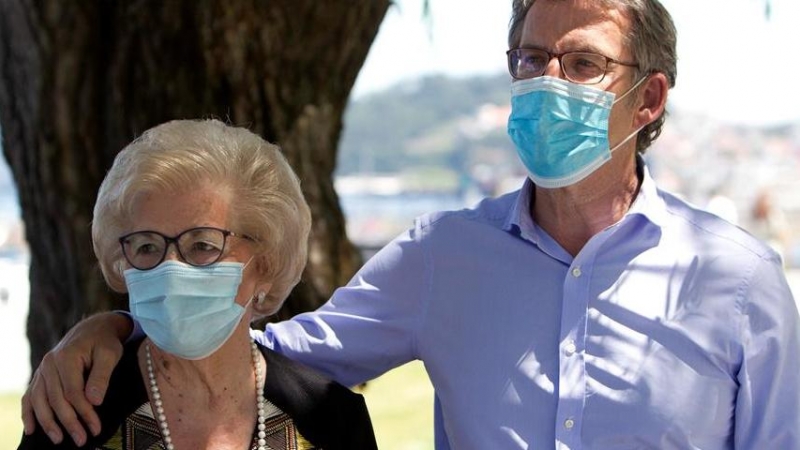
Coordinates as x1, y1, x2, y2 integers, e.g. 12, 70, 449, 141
0, 0, 389, 370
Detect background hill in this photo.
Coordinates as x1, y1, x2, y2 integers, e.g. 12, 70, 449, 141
1, 71, 799, 261
0, 70, 798, 450
335, 72, 800, 264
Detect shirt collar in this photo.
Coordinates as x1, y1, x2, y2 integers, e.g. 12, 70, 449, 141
627, 155, 669, 228
505, 155, 669, 237
504, 177, 535, 237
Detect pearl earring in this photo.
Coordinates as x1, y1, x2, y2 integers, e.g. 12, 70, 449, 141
255, 291, 267, 306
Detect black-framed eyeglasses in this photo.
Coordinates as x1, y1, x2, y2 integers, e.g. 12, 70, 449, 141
119, 227, 248, 270
506, 47, 638, 84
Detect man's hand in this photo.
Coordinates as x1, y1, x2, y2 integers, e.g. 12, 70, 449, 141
21, 312, 132, 446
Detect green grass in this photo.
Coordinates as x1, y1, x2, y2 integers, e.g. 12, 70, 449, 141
1, 392, 23, 450
360, 361, 435, 449
0, 361, 434, 450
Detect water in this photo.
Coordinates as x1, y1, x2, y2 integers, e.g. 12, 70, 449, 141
340, 192, 470, 248
0, 258, 30, 393
1, 185, 799, 394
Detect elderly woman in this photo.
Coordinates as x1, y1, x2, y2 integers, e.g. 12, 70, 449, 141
18, 119, 377, 449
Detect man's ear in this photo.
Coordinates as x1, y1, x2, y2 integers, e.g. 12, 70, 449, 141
635, 72, 669, 128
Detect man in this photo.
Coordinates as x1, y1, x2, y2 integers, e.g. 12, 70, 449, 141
23, 1, 800, 448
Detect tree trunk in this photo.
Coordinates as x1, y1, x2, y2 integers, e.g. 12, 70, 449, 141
0, 0, 389, 370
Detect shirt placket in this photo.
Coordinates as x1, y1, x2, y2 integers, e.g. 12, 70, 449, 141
554, 236, 605, 450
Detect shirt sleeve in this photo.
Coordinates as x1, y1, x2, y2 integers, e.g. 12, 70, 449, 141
254, 226, 429, 387
734, 254, 800, 448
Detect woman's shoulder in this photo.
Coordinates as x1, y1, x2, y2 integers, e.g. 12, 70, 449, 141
17, 339, 149, 450
257, 343, 378, 450
259, 343, 363, 409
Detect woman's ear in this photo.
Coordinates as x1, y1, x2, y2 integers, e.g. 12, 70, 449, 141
252, 283, 276, 316
254, 290, 267, 309
635, 72, 669, 129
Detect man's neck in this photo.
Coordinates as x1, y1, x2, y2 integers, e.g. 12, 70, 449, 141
532, 153, 641, 257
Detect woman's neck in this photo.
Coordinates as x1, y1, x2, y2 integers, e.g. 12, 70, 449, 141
137, 326, 267, 449
139, 321, 266, 400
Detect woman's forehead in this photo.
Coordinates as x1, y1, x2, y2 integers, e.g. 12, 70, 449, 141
127, 185, 233, 235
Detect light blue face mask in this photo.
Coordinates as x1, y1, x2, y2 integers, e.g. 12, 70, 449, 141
124, 260, 249, 360
507, 76, 647, 189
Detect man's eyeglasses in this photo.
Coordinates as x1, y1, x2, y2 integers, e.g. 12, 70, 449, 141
506, 47, 638, 85
119, 227, 248, 270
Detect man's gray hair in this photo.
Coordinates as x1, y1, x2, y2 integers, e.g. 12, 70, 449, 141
508, 0, 677, 153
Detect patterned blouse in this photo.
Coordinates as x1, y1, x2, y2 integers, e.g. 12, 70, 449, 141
96, 401, 314, 450
18, 339, 377, 450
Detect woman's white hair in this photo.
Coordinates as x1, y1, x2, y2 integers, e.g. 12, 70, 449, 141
92, 119, 311, 315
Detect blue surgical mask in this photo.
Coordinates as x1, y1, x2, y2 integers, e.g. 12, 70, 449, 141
124, 260, 249, 360
507, 76, 646, 189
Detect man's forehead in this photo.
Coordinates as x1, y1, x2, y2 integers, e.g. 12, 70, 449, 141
525, 0, 629, 28
521, 0, 631, 55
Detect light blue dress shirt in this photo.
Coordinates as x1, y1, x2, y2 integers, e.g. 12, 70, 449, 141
258, 161, 800, 449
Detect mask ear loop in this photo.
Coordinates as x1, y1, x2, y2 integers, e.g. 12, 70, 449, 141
242, 256, 270, 311
612, 74, 650, 105
607, 74, 651, 155
254, 291, 267, 307
608, 125, 645, 155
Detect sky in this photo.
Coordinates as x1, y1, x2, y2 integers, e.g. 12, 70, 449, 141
1, 0, 797, 202
352, 0, 800, 127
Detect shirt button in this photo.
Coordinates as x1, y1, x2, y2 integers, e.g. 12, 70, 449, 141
564, 340, 577, 356
564, 418, 575, 430
571, 267, 582, 277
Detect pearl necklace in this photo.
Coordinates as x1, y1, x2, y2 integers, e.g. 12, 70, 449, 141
145, 340, 270, 450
